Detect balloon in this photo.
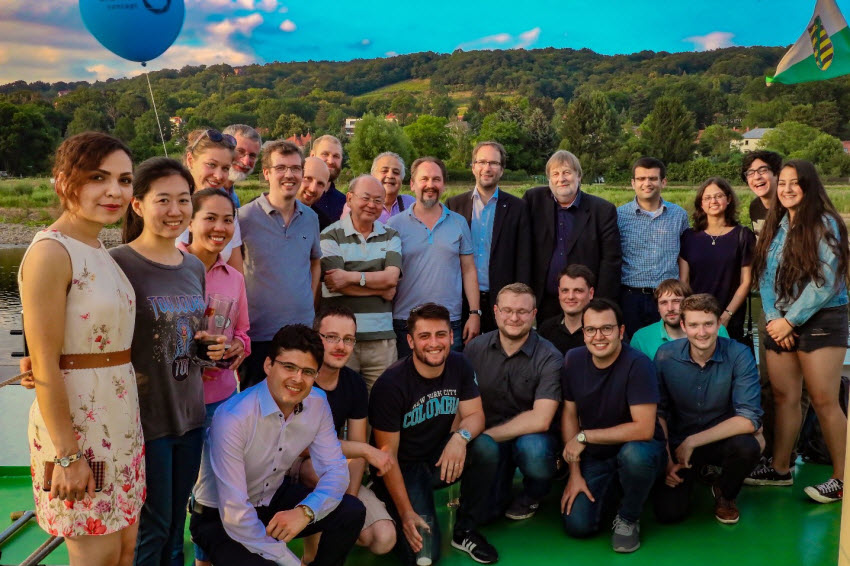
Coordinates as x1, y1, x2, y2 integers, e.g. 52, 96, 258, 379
79, 0, 185, 63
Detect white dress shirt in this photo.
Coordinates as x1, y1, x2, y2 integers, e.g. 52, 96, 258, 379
193, 381, 349, 566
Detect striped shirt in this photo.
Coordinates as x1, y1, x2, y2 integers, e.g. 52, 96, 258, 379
617, 197, 689, 287
321, 215, 402, 341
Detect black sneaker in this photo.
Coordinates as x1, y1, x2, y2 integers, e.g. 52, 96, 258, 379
452, 529, 499, 564
504, 494, 539, 520
743, 459, 793, 486
804, 478, 843, 503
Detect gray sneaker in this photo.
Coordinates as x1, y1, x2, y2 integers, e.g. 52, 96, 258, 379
611, 515, 640, 553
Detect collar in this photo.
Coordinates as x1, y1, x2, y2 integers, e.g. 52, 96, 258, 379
341, 212, 387, 238
407, 202, 448, 223
552, 188, 582, 209
672, 336, 726, 365
258, 379, 306, 418
258, 193, 303, 217
176, 241, 228, 273
487, 328, 538, 357
472, 186, 499, 204
629, 196, 667, 214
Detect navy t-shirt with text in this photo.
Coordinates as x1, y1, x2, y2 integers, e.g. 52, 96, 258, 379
369, 352, 480, 465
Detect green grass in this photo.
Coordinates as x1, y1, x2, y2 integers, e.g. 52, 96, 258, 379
354, 79, 432, 100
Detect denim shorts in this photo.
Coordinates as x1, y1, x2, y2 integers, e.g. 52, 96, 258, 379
764, 305, 849, 353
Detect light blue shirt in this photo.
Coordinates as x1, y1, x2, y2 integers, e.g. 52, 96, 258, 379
193, 382, 348, 566
617, 197, 689, 287
388, 203, 473, 321
760, 214, 848, 326
471, 187, 499, 291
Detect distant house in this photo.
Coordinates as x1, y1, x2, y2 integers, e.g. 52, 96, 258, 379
730, 128, 773, 152
344, 117, 360, 137
842, 141, 850, 154
287, 132, 312, 149
169, 116, 185, 138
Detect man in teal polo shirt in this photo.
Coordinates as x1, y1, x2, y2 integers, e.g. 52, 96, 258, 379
631, 279, 728, 360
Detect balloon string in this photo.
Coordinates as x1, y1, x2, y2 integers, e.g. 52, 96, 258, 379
144, 71, 168, 157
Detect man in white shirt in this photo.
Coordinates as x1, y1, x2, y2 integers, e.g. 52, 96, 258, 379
189, 324, 366, 566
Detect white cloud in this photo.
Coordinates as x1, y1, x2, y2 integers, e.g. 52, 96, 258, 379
456, 27, 541, 51
385, 51, 398, 57
685, 31, 735, 51
280, 19, 296, 32
361, 39, 371, 46
85, 64, 120, 81
208, 13, 264, 39
257, 0, 278, 11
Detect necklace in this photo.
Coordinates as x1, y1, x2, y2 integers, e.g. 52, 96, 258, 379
705, 226, 730, 246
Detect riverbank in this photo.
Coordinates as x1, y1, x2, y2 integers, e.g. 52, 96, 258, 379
0, 223, 123, 247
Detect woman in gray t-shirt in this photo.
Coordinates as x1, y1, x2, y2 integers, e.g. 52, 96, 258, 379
110, 157, 224, 566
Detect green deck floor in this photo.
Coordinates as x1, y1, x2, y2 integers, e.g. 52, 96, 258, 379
0, 461, 841, 566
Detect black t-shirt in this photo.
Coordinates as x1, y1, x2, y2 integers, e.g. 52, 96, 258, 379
315, 367, 368, 435
369, 352, 480, 464
561, 343, 664, 459
538, 315, 586, 356
749, 198, 768, 238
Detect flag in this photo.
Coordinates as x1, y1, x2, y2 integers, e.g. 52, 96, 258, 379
767, 0, 850, 85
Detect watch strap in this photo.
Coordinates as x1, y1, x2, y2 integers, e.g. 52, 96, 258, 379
54, 450, 84, 467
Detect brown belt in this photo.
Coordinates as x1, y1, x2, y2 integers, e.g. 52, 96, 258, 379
59, 349, 132, 370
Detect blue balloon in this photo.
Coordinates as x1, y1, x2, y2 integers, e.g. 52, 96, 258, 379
79, 0, 185, 63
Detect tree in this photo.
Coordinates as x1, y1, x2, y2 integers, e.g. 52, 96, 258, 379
66, 106, 109, 136
404, 115, 450, 159
639, 96, 696, 164
112, 116, 136, 144
558, 91, 622, 181
347, 114, 414, 173
0, 102, 59, 174
389, 94, 417, 126
761, 121, 823, 156
524, 107, 557, 173
476, 114, 530, 171
429, 95, 456, 119
697, 124, 742, 158
273, 114, 308, 139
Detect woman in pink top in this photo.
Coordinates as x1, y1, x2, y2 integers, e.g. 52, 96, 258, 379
181, 187, 251, 414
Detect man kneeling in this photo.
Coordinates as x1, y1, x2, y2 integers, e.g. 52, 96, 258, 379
653, 294, 762, 525
560, 299, 666, 553
189, 325, 366, 565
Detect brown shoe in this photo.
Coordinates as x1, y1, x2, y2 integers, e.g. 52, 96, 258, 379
712, 485, 740, 524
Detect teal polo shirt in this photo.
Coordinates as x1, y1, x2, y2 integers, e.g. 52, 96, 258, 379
631, 319, 729, 361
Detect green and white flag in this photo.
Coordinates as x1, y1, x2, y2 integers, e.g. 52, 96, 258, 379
767, 0, 850, 85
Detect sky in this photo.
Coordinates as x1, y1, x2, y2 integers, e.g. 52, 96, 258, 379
0, 0, 834, 85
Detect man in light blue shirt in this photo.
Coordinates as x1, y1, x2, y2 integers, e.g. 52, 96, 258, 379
617, 157, 689, 337
190, 325, 365, 566
388, 157, 481, 356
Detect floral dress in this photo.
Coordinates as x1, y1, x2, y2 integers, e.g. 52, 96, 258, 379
20, 230, 146, 537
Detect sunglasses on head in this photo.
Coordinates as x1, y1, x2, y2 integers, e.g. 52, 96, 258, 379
188, 129, 237, 153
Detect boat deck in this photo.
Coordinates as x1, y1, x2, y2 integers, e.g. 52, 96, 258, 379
0, 462, 840, 566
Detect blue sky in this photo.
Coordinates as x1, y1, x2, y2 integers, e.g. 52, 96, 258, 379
0, 0, 833, 84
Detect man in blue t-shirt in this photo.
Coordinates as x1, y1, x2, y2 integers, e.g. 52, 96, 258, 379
560, 298, 666, 554
369, 303, 498, 565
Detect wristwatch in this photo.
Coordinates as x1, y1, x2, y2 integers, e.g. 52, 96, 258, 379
359, 272, 366, 287
455, 429, 472, 442
297, 504, 315, 523
54, 450, 84, 468
576, 431, 587, 445
469, 309, 482, 316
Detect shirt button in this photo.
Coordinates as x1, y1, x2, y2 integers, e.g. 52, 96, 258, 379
273, 468, 277, 471
279, 448, 282, 452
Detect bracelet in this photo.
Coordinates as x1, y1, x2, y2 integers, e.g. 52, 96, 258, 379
724, 309, 732, 316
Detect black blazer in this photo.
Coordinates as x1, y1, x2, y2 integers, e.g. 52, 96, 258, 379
445, 189, 532, 295
522, 186, 622, 301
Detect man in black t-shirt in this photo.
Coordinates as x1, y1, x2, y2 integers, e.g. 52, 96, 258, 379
538, 264, 596, 355
296, 306, 396, 561
369, 303, 499, 565
560, 299, 666, 554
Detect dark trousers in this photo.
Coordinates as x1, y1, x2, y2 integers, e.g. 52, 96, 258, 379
371, 434, 497, 565
620, 286, 660, 339
189, 477, 365, 566
561, 440, 666, 537
485, 432, 556, 522
653, 434, 761, 524
393, 319, 463, 358
462, 291, 497, 335
240, 340, 272, 390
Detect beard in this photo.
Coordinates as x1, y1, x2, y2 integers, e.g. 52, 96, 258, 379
413, 345, 448, 368
229, 168, 250, 183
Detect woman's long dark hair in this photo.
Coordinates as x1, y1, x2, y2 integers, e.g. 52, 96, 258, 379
752, 159, 849, 304
692, 176, 739, 231
122, 157, 196, 243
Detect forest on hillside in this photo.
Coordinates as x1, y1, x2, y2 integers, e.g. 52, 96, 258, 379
2, 46, 850, 182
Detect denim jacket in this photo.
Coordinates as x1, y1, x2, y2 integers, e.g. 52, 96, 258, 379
759, 214, 848, 326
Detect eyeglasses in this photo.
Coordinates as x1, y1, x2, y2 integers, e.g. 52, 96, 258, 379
319, 333, 356, 347
496, 306, 534, 317
270, 165, 303, 175
701, 194, 727, 202
272, 360, 318, 378
473, 160, 502, 168
633, 176, 660, 183
188, 129, 237, 153
351, 193, 384, 206
582, 325, 618, 337
744, 166, 771, 179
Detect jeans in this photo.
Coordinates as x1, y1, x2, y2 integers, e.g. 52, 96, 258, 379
562, 440, 666, 538
372, 434, 498, 565
485, 432, 556, 521
653, 434, 761, 524
620, 287, 660, 339
190, 477, 365, 566
135, 427, 205, 566
393, 319, 463, 359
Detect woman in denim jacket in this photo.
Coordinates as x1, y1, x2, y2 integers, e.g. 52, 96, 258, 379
750, 159, 848, 503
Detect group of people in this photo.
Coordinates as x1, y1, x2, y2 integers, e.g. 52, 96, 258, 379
17, 120, 848, 566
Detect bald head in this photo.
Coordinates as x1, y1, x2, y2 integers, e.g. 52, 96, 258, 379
298, 156, 330, 206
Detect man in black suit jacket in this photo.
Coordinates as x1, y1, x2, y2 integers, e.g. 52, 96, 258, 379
523, 150, 621, 321
446, 141, 532, 333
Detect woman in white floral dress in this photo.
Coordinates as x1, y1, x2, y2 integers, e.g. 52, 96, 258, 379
19, 132, 145, 566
